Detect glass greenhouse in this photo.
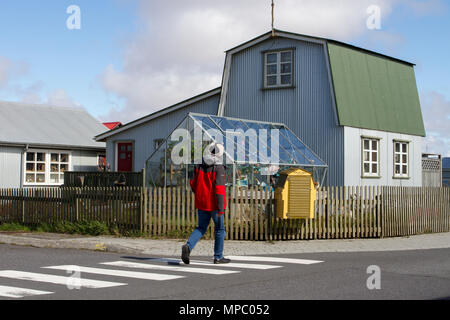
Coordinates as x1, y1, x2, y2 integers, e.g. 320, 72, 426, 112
145, 113, 328, 189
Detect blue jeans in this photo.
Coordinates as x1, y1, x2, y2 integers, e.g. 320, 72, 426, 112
186, 210, 226, 260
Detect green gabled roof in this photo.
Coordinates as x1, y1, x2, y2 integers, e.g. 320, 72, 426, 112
327, 42, 425, 137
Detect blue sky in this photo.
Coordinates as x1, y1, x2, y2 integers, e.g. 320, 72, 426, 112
0, 0, 448, 155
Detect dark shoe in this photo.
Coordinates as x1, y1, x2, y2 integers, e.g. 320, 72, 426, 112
181, 245, 190, 264
214, 257, 231, 264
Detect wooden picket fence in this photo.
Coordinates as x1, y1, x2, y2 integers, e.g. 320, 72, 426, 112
0, 187, 141, 230
0, 186, 449, 240
142, 186, 450, 240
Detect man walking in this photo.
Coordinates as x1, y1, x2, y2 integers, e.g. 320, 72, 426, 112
181, 143, 231, 265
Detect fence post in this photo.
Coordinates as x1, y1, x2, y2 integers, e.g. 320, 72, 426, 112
21, 189, 25, 224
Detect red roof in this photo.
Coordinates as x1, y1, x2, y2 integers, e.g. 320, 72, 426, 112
103, 122, 122, 130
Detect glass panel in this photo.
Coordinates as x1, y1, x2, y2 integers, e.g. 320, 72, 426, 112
36, 153, 45, 162
26, 153, 35, 161
60, 154, 69, 163
281, 75, 291, 85
363, 140, 369, 150
364, 151, 369, 162
266, 76, 276, 86
364, 163, 370, 173
371, 152, 377, 162
281, 51, 292, 62
395, 154, 400, 163
266, 53, 277, 64
281, 63, 291, 74
26, 163, 34, 172
127, 145, 132, 152
267, 64, 277, 75
36, 174, 45, 183
26, 174, 35, 183
372, 164, 377, 174
395, 165, 400, 174
51, 164, 59, 172
402, 154, 407, 164
402, 165, 407, 174
395, 143, 400, 153
50, 174, 59, 183
402, 143, 407, 153
120, 145, 125, 151
372, 140, 378, 150
279, 128, 326, 165
51, 153, 59, 162
60, 164, 68, 172
37, 163, 45, 172
120, 153, 126, 160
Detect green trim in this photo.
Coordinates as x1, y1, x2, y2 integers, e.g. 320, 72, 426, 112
328, 43, 425, 137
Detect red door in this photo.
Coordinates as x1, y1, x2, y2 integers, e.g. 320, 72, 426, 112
117, 142, 133, 172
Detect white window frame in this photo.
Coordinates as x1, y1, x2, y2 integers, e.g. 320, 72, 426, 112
23, 149, 72, 186
393, 141, 409, 178
264, 49, 294, 88
361, 137, 380, 178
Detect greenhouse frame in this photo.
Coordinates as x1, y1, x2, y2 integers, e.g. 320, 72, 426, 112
145, 113, 328, 189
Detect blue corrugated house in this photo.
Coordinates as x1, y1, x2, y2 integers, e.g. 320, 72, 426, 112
95, 29, 426, 187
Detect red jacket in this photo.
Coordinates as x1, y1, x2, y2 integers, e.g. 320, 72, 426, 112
190, 164, 227, 214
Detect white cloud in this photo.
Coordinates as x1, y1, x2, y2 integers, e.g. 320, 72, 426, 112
0, 56, 29, 88
97, 0, 447, 125
421, 92, 450, 157
100, 0, 403, 123
0, 56, 83, 110
45, 88, 83, 109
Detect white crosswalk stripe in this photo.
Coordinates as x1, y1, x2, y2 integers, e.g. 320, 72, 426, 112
188, 260, 283, 270
226, 256, 323, 265
0, 270, 126, 289
129, 258, 283, 270
101, 261, 240, 275
0, 285, 53, 298
43, 265, 185, 281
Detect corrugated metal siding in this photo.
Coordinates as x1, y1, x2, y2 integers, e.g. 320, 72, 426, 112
344, 127, 422, 186
106, 94, 219, 171
0, 146, 23, 188
328, 43, 425, 137
223, 38, 344, 186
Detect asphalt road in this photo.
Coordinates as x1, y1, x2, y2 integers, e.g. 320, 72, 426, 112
0, 244, 449, 300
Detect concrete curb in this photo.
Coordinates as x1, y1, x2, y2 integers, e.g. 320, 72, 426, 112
1, 232, 449, 257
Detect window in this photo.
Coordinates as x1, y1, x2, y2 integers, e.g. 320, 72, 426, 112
24, 150, 71, 185
394, 141, 409, 177
362, 138, 379, 177
25, 152, 46, 184
264, 50, 293, 88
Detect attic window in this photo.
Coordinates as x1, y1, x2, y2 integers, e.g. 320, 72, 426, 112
264, 50, 293, 88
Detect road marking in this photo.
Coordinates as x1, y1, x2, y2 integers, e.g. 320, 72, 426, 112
0, 285, 53, 298
226, 256, 323, 265
0, 270, 126, 289
129, 258, 282, 270
189, 260, 282, 270
43, 265, 185, 281
100, 261, 240, 275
